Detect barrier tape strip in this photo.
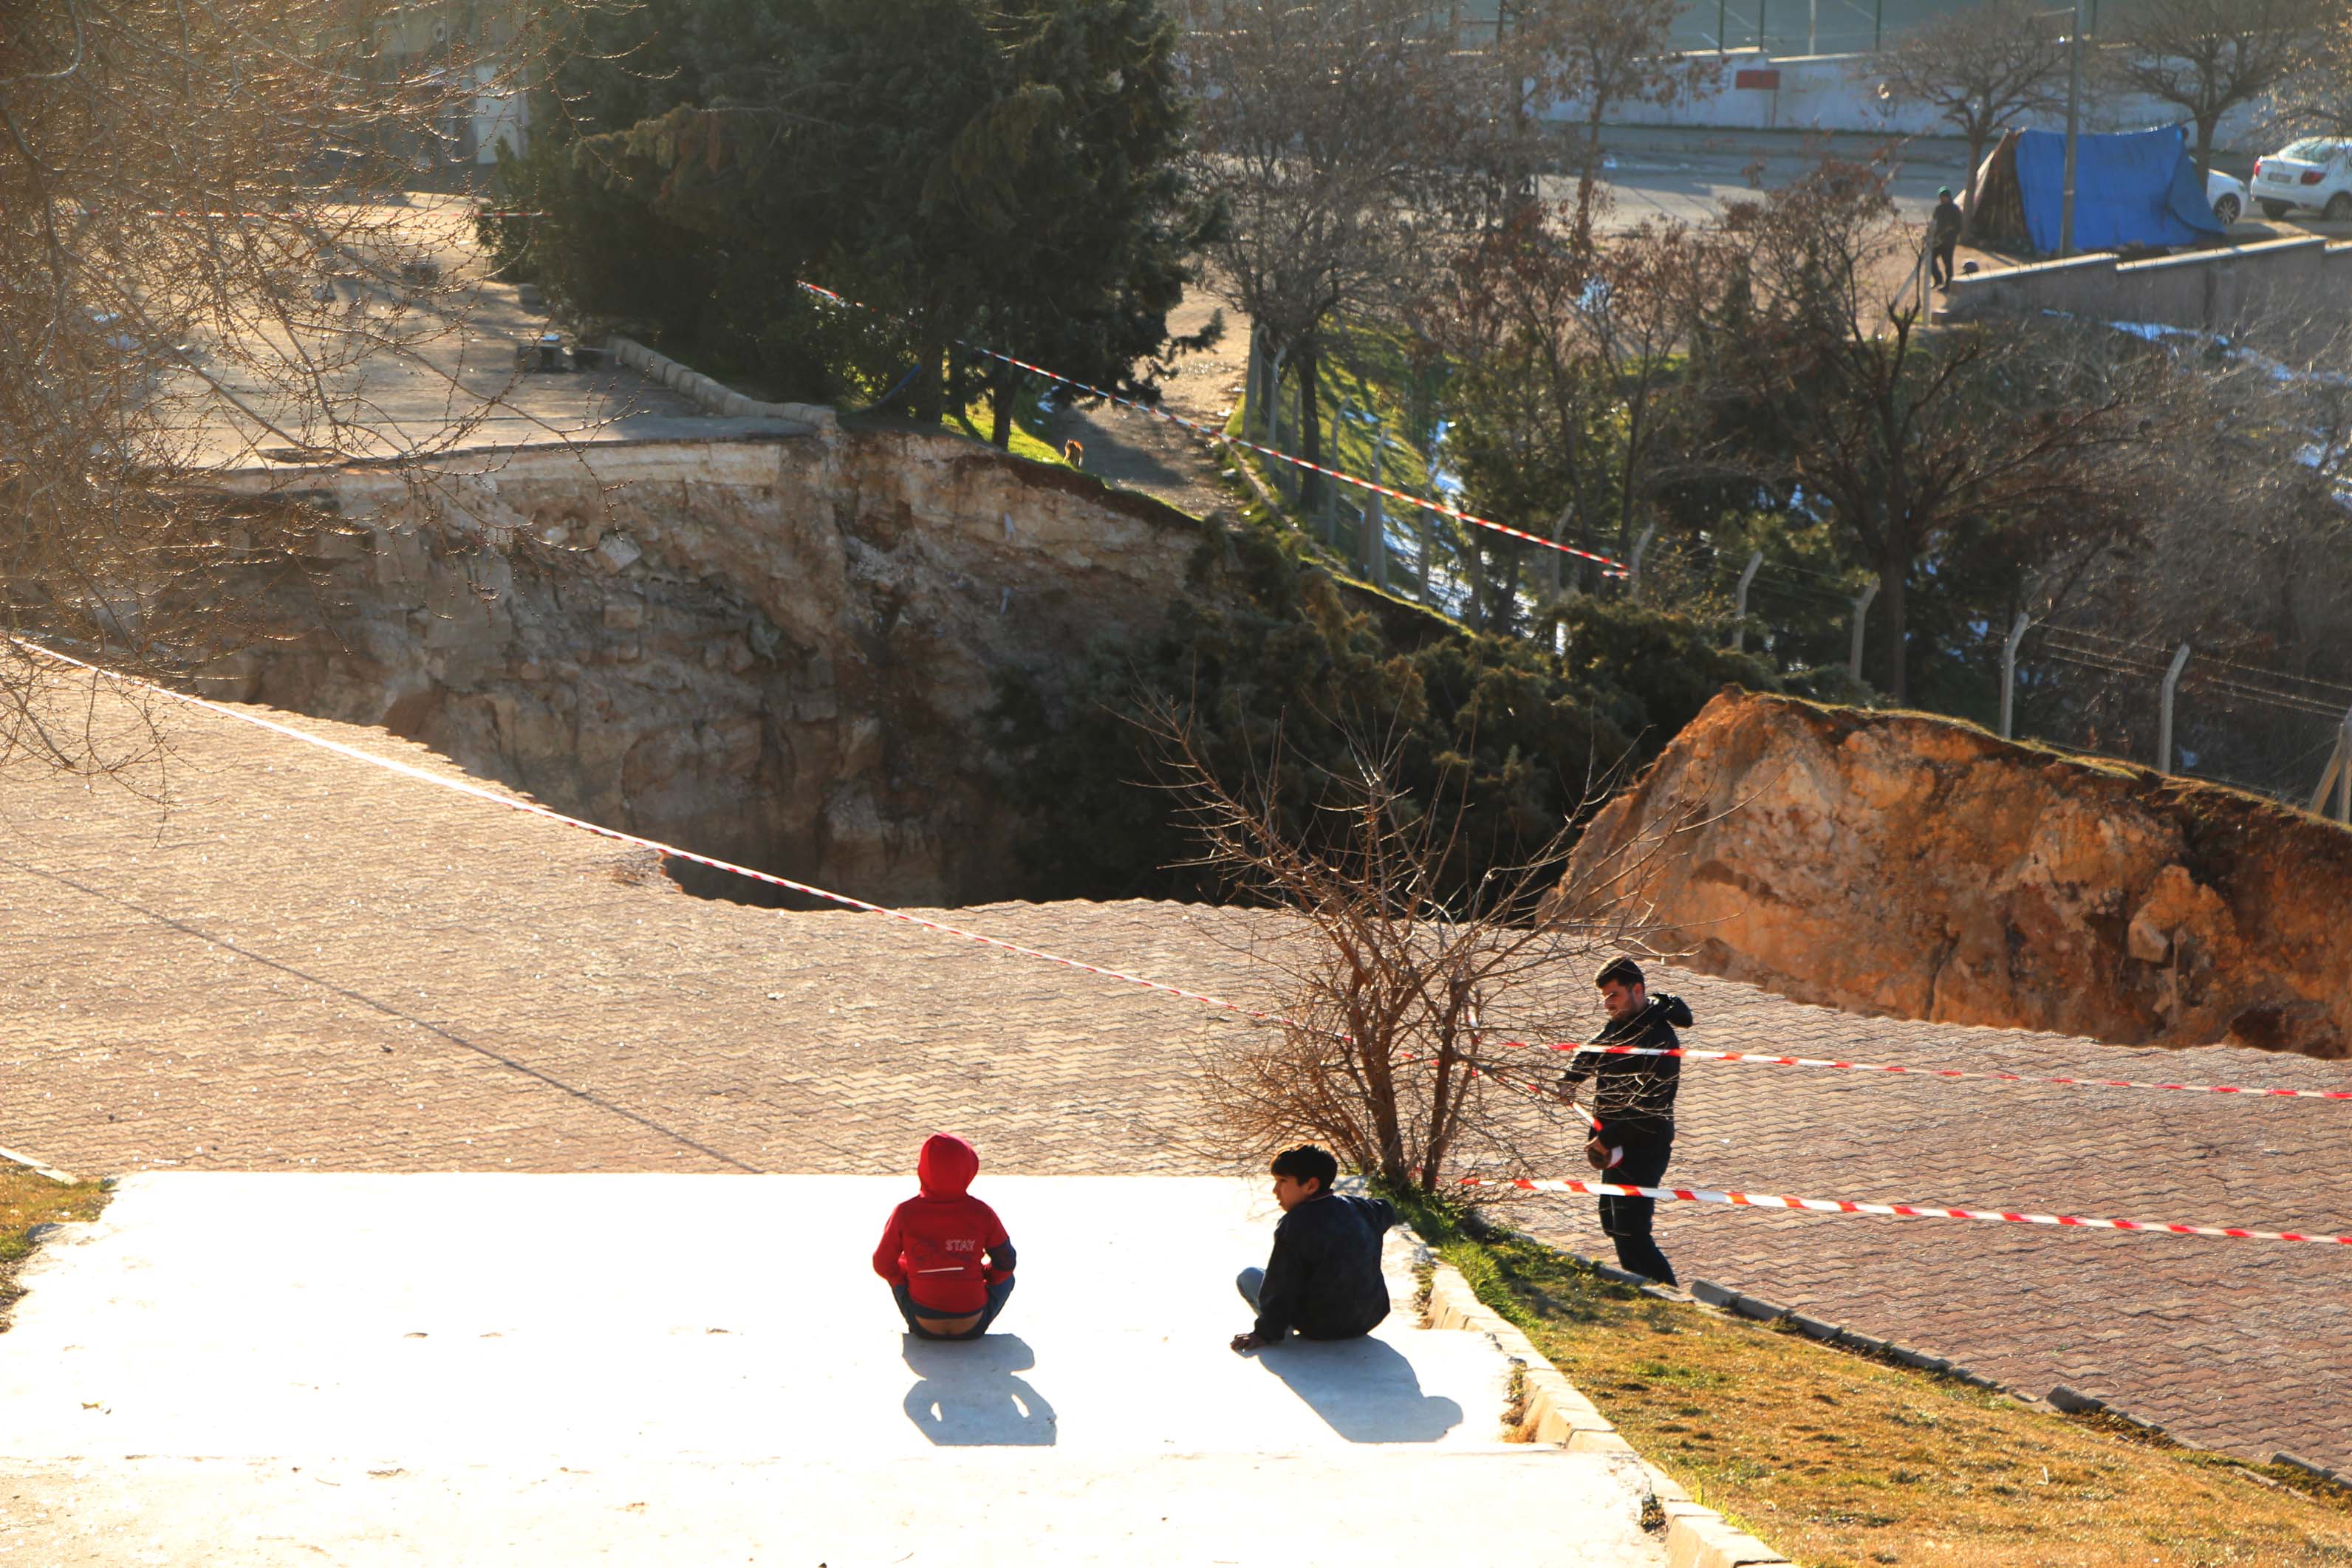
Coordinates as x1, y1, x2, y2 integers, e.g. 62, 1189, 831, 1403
1459, 1176, 2352, 1248
791, 280, 1630, 572
13, 641, 1290, 1030
29, 634, 2348, 1117
50, 616, 2347, 1123
1488, 1038, 2352, 1104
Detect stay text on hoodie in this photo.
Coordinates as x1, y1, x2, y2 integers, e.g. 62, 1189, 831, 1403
871, 1134, 1016, 1315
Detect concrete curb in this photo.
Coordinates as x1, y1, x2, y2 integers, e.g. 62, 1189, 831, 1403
1486, 1228, 2352, 1501
1418, 1259, 1794, 1568
603, 335, 837, 437
0, 1146, 78, 1185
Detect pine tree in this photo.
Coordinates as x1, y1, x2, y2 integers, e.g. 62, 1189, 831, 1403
499, 0, 1210, 420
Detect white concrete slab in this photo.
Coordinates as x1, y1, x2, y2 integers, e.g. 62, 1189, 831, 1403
0, 1175, 1665, 1565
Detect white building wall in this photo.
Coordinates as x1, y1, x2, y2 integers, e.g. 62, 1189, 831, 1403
1547, 50, 2266, 154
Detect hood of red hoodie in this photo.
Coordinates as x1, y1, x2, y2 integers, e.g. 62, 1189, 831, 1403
917, 1133, 980, 1199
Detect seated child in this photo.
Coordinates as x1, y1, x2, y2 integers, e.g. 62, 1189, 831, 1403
872, 1133, 1017, 1341
1230, 1144, 1398, 1352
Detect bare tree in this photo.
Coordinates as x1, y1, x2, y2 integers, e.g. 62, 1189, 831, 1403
1864, 0, 2069, 234
1683, 159, 2172, 704
1159, 705, 1694, 1192
1182, 0, 1483, 510
1417, 204, 1702, 614
1518, 0, 1719, 244
1, 0, 555, 773
2101, 0, 2310, 179
2269, 3, 2352, 143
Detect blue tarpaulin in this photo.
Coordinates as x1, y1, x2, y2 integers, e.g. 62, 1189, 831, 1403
2010, 126, 2223, 254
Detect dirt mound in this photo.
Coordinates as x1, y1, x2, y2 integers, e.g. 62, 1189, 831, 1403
1564, 688, 2352, 1056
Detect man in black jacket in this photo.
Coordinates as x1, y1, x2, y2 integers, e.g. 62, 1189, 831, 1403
1931, 186, 1963, 289
1231, 1145, 1398, 1351
1557, 957, 1690, 1287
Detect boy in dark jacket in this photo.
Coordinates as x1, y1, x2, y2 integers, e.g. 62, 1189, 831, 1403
872, 1133, 1017, 1341
1231, 1145, 1398, 1352
1557, 956, 1690, 1286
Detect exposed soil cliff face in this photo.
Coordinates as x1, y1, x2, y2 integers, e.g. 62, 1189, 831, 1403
203, 428, 1216, 903
1565, 689, 2352, 1056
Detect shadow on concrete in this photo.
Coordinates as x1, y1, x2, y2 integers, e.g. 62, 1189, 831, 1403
900, 1335, 1058, 1446
1254, 1336, 1466, 1443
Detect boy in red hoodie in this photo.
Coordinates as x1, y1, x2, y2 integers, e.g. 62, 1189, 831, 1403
872, 1133, 1018, 1341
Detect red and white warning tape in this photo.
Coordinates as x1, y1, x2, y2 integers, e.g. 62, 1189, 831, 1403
13, 641, 1288, 1030
34, 634, 2347, 1116
792, 280, 1630, 573
1486, 1038, 2352, 1104
1460, 1176, 2352, 1248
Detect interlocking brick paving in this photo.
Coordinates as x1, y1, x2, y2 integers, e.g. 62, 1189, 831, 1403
1, 689, 2348, 1471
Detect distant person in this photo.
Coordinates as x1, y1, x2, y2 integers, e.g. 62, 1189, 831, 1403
1931, 187, 1964, 290
1230, 1145, 1398, 1352
1556, 958, 1692, 1287
872, 1133, 1017, 1341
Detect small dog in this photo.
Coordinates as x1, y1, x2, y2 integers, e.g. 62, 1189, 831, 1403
1062, 439, 1085, 469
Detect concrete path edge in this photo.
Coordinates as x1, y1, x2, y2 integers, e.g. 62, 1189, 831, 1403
1421, 1261, 1793, 1568
0, 1146, 78, 1185
604, 334, 836, 436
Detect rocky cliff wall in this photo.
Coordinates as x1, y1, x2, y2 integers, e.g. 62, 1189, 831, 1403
1563, 689, 2352, 1056
202, 428, 1216, 903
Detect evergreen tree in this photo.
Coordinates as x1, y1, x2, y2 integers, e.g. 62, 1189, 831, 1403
491, 0, 1209, 419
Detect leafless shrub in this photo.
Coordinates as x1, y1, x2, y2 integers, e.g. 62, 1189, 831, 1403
1181, 0, 1517, 508
1154, 702, 1700, 1192
1, 0, 582, 774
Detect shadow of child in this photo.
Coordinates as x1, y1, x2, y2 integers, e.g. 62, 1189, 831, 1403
900, 1333, 1059, 1446
1251, 1335, 1465, 1443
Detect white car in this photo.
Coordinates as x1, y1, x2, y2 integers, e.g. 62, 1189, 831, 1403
2250, 138, 2352, 222
2208, 168, 2247, 226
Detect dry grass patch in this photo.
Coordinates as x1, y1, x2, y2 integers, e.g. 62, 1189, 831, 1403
1405, 1199, 2352, 1568
1, 1161, 111, 1330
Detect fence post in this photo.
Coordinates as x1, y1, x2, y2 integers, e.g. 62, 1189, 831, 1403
2157, 642, 2191, 773
2340, 711, 2352, 823
1999, 612, 2031, 739
1243, 328, 1264, 445
1848, 578, 1880, 683
1361, 435, 1389, 589
1261, 340, 1287, 449
1730, 550, 1763, 651
1627, 524, 1657, 601
2310, 722, 2348, 818
1416, 488, 1435, 598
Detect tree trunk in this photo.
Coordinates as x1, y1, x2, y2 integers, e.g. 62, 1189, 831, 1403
1880, 554, 1908, 703
1298, 337, 1324, 513
909, 337, 947, 423
1540, 501, 1569, 600
1960, 130, 1987, 237
2194, 113, 2218, 181
988, 357, 1015, 448
1573, 111, 1606, 244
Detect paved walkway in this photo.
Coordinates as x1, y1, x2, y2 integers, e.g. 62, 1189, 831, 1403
1, 690, 2348, 1471
179, 195, 805, 473
0, 1174, 1661, 1565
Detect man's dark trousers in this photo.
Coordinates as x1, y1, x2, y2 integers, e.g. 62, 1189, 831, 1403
1932, 236, 1958, 288
1599, 1130, 1676, 1287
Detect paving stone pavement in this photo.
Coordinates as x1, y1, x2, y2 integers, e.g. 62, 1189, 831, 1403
2, 689, 2348, 1473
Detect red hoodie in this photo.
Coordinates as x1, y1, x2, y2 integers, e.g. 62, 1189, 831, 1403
871, 1134, 1014, 1315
